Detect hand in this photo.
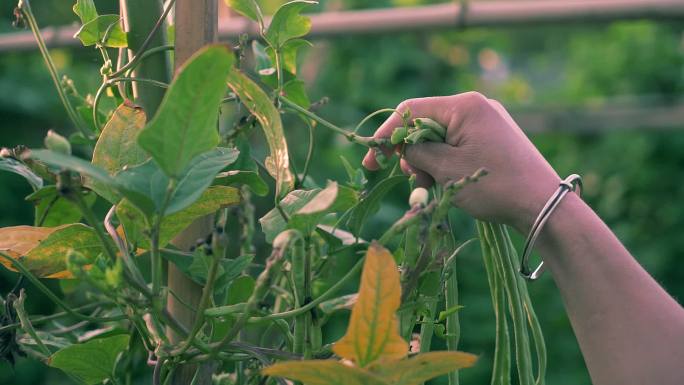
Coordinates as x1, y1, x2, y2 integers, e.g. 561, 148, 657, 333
362, 92, 561, 232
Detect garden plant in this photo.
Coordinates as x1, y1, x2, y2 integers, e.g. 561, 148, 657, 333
0, 0, 548, 384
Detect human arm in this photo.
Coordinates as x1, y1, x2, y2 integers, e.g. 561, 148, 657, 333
363, 92, 684, 385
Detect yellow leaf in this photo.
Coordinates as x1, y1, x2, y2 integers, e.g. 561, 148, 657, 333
89, 102, 148, 203
369, 352, 478, 385
117, 186, 241, 248
333, 242, 408, 367
262, 360, 389, 385
0, 224, 102, 278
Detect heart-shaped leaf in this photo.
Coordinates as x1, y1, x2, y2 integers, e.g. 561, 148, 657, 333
74, 15, 127, 48
333, 242, 407, 367
89, 102, 148, 203
225, 0, 263, 24
265, 1, 317, 48
48, 334, 130, 385
73, 0, 98, 25
137, 45, 234, 177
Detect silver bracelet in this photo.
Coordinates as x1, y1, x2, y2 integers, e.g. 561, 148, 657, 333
519, 174, 582, 281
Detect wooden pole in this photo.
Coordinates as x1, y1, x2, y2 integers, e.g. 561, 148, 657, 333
167, 1, 218, 384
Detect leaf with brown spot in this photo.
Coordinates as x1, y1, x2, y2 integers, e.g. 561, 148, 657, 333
332, 242, 408, 367
89, 102, 148, 202
0, 224, 102, 278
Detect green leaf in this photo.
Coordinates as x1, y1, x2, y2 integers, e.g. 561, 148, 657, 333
26, 186, 96, 227
347, 175, 407, 236
259, 189, 320, 243
227, 68, 294, 198
226, 275, 255, 305
115, 147, 239, 217
289, 181, 357, 234
369, 352, 478, 385
270, 38, 311, 75
215, 170, 268, 196
0, 157, 43, 190
117, 185, 241, 248
252, 40, 275, 76
214, 255, 254, 293
73, 0, 98, 25
265, 1, 317, 48
48, 334, 130, 385
74, 15, 128, 48
225, 0, 263, 23
167, 147, 239, 214
0, 224, 102, 278
333, 242, 408, 367
27, 149, 117, 194
282, 79, 310, 108
90, 103, 148, 203
263, 360, 389, 385
137, 45, 234, 177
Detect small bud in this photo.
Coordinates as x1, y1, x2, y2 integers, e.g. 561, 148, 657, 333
409, 187, 429, 207
44, 130, 71, 155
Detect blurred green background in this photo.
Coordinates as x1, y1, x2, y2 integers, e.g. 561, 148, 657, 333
1, 0, 684, 384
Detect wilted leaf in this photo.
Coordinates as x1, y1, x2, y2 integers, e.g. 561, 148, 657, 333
0, 224, 102, 278
265, 1, 317, 48
73, 0, 98, 25
259, 189, 320, 243
319, 293, 358, 314
226, 68, 294, 198
74, 15, 127, 48
117, 186, 240, 248
289, 181, 357, 234
226, 0, 263, 23
90, 102, 148, 202
138, 45, 233, 177
369, 352, 478, 385
263, 360, 389, 385
347, 175, 406, 236
333, 242, 407, 367
49, 334, 130, 385
0, 157, 43, 190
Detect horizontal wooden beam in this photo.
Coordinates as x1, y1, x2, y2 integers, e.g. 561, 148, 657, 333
1, 0, 684, 51
512, 100, 684, 134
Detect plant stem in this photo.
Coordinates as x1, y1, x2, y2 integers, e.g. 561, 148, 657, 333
0, 302, 103, 333
205, 256, 364, 323
13, 289, 51, 356
68, 188, 118, 261
0, 252, 125, 324
445, 259, 461, 385
18, 0, 90, 137
279, 95, 390, 148
107, 77, 169, 89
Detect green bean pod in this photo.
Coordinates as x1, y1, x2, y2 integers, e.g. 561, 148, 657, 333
477, 221, 511, 385
414, 117, 447, 137
487, 223, 534, 385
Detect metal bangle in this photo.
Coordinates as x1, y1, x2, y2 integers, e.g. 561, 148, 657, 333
519, 174, 582, 281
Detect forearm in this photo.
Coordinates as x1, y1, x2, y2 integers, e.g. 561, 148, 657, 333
534, 193, 684, 385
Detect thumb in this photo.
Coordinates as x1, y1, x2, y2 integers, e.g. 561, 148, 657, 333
404, 142, 459, 184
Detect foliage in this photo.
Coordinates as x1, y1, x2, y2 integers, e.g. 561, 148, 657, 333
3, 2, 680, 382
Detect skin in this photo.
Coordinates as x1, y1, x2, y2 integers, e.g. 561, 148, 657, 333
362, 92, 684, 385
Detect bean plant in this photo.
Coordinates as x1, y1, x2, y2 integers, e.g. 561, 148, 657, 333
0, 1, 546, 384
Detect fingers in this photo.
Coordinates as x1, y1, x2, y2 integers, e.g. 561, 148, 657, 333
404, 141, 460, 184
400, 158, 434, 187
362, 96, 454, 170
